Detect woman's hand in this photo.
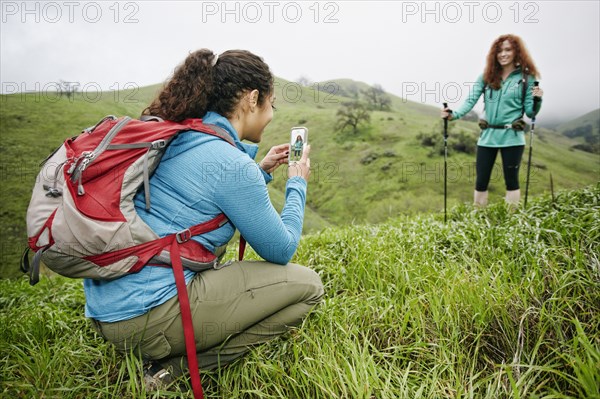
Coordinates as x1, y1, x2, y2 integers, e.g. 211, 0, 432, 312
288, 144, 311, 182
441, 107, 453, 120
532, 86, 544, 98
259, 143, 290, 174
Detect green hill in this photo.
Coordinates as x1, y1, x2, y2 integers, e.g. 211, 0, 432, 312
1, 185, 598, 398
556, 108, 600, 134
1, 79, 598, 278
555, 108, 600, 154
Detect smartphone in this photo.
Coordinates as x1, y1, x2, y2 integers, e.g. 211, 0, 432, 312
288, 127, 308, 164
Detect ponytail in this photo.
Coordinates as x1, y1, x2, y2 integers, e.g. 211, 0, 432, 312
143, 49, 273, 122
143, 49, 215, 122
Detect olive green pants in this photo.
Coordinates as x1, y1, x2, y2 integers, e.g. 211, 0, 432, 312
91, 261, 324, 373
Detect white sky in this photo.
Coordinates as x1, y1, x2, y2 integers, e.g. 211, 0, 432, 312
1, 0, 599, 123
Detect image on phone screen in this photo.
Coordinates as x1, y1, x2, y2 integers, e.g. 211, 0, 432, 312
289, 127, 308, 163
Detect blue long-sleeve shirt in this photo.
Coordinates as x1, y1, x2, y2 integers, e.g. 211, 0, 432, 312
83, 112, 307, 322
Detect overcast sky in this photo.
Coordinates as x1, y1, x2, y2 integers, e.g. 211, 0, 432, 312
1, 1, 599, 124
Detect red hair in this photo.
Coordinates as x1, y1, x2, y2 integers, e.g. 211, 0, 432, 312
483, 34, 540, 90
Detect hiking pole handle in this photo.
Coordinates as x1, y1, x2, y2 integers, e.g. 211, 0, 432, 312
532, 81, 540, 119
533, 81, 541, 106
442, 103, 453, 116
442, 103, 452, 138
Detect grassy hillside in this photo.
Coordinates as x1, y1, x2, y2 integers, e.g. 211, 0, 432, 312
555, 108, 600, 153
1, 185, 598, 398
556, 108, 600, 135
1, 79, 598, 278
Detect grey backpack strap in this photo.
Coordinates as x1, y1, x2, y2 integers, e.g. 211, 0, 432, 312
204, 124, 236, 147
20, 247, 46, 286
140, 115, 164, 122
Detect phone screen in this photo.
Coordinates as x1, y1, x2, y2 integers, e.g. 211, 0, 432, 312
289, 127, 308, 163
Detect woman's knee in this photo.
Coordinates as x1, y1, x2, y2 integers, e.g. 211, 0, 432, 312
285, 263, 324, 305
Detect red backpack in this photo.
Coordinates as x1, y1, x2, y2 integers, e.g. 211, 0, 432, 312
22, 115, 243, 399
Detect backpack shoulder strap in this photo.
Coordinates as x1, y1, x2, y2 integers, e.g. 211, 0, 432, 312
175, 118, 237, 148
139, 116, 236, 147
140, 115, 164, 122
521, 70, 529, 117
204, 124, 236, 147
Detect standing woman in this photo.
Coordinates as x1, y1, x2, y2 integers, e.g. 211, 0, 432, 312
84, 49, 324, 388
442, 34, 543, 206
293, 134, 304, 158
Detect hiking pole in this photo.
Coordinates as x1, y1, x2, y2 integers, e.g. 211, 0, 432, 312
443, 103, 452, 223
524, 81, 540, 208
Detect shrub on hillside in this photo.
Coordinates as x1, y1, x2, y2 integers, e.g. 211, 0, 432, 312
417, 127, 478, 156
335, 101, 371, 137
563, 123, 600, 154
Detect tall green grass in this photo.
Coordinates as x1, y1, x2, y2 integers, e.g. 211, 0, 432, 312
1, 185, 598, 398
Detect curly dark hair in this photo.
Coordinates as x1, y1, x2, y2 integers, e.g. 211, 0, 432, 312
483, 34, 540, 90
143, 49, 273, 122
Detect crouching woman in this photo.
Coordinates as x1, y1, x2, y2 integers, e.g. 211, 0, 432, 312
84, 49, 324, 388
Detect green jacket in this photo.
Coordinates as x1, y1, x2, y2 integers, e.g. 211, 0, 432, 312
452, 68, 543, 147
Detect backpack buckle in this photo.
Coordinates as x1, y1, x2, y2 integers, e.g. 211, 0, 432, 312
152, 140, 167, 149
176, 229, 192, 243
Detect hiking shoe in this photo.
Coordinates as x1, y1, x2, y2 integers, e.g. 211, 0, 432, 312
143, 361, 175, 391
